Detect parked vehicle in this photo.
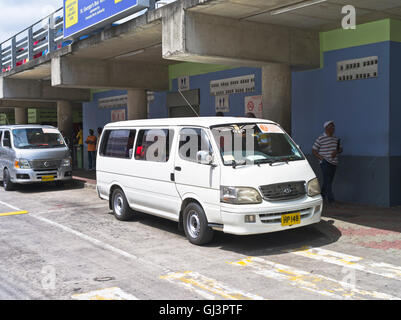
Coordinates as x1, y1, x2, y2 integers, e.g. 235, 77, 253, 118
0, 125, 72, 190
96, 117, 322, 245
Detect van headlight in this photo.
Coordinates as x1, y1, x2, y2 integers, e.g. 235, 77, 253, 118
220, 186, 262, 204
61, 158, 72, 167
307, 178, 321, 197
14, 159, 30, 169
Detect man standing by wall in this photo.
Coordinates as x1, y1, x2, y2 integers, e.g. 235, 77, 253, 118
85, 129, 97, 170
312, 121, 342, 206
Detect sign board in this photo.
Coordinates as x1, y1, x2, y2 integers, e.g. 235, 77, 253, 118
63, 0, 150, 39
215, 95, 229, 113
178, 76, 190, 91
210, 74, 255, 96
337, 56, 378, 81
245, 95, 263, 118
111, 109, 126, 122
98, 94, 128, 109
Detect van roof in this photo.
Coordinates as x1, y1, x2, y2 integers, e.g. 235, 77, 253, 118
104, 117, 276, 128
0, 124, 58, 130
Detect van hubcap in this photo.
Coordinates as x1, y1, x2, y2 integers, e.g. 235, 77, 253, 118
187, 210, 200, 239
114, 194, 124, 216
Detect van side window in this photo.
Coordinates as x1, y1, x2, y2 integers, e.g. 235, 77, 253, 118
135, 129, 173, 162
3, 131, 11, 147
100, 129, 136, 159
179, 128, 212, 162
0, 131, 2, 145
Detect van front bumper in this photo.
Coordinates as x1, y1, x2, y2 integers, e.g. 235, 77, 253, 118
220, 196, 323, 235
11, 167, 73, 184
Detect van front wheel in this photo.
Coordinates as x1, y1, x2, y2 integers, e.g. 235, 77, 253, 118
3, 169, 15, 191
183, 203, 214, 245
111, 188, 134, 221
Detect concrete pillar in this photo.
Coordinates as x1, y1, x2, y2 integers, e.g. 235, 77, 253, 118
57, 101, 73, 141
127, 89, 147, 120
261, 63, 292, 134
15, 107, 28, 124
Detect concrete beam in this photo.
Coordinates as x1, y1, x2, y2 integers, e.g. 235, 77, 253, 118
51, 56, 169, 91
0, 77, 90, 102
0, 100, 57, 109
162, 5, 320, 68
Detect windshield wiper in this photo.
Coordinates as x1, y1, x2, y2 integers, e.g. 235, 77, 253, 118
227, 159, 247, 169
255, 158, 289, 166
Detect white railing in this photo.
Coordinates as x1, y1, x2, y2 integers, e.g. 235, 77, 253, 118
0, 0, 166, 74
0, 7, 67, 73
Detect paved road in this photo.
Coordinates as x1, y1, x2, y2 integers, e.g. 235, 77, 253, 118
0, 182, 400, 300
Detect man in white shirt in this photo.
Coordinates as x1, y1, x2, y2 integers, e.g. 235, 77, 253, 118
312, 121, 342, 206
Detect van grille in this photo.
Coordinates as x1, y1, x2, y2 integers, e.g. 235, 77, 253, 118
259, 181, 306, 201
29, 159, 61, 171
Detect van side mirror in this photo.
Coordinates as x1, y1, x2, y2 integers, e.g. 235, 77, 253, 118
196, 150, 213, 165
3, 138, 11, 148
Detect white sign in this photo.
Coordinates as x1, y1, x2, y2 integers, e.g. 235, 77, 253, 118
245, 95, 263, 118
210, 74, 255, 96
111, 109, 126, 122
178, 76, 190, 91
99, 94, 127, 109
215, 95, 229, 113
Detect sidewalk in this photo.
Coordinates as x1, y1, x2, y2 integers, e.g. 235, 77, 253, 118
72, 169, 97, 189
322, 202, 401, 252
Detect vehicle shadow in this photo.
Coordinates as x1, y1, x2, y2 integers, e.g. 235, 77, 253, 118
130, 210, 341, 257
2, 181, 85, 194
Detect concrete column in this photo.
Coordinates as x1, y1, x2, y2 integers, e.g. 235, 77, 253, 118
127, 89, 147, 120
57, 101, 73, 141
261, 63, 292, 134
14, 107, 28, 124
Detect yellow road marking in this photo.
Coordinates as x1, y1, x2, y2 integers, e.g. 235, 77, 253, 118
229, 257, 400, 300
72, 287, 139, 300
160, 271, 264, 300
0, 211, 28, 217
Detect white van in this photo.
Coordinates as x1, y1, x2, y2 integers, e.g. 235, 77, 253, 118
96, 117, 322, 245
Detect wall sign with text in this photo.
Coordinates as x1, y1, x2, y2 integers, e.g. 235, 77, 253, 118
64, 0, 149, 39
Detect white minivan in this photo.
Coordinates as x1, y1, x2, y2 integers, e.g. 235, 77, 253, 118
96, 117, 322, 245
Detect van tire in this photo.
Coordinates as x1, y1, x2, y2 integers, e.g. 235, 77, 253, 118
111, 188, 134, 221
3, 169, 15, 191
183, 202, 214, 245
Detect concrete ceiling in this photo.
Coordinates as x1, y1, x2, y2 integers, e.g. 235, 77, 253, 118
189, 0, 401, 31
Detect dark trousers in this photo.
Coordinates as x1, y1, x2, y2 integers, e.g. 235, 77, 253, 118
320, 159, 337, 203
88, 151, 96, 170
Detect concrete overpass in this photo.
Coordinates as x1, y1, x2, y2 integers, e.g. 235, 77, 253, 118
1, 0, 401, 136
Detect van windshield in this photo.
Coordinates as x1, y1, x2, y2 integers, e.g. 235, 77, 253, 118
12, 128, 66, 149
211, 123, 304, 167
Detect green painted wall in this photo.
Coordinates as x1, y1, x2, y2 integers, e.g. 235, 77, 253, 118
319, 18, 401, 67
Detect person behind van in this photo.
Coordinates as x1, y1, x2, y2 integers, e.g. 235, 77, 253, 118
312, 121, 342, 206
85, 129, 97, 170
216, 112, 224, 116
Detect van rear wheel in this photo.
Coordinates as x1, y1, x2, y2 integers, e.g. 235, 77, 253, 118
3, 169, 15, 191
183, 202, 214, 245
111, 188, 134, 221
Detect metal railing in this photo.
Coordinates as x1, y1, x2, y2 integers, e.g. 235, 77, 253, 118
0, 0, 169, 75
0, 7, 68, 73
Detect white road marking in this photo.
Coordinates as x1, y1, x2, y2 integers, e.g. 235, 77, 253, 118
72, 287, 139, 300
230, 257, 400, 300
286, 246, 401, 281
160, 271, 265, 300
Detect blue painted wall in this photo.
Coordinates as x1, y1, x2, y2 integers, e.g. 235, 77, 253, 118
292, 41, 401, 206
82, 89, 127, 169
149, 67, 262, 118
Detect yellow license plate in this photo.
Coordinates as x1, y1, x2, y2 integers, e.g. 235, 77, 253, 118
281, 212, 301, 226
41, 175, 55, 182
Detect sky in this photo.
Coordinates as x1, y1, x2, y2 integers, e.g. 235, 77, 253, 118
0, 0, 63, 43
0, 0, 176, 43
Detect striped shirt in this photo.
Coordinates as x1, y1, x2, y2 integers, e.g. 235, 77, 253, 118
312, 133, 340, 165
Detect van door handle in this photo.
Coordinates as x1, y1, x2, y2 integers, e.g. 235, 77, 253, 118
175, 166, 181, 171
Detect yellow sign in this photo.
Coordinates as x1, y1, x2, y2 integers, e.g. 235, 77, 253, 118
281, 212, 301, 226
65, 0, 78, 29
115, 0, 123, 3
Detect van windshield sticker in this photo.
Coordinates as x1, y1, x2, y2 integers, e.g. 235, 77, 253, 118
257, 124, 284, 134
42, 128, 60, 134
